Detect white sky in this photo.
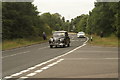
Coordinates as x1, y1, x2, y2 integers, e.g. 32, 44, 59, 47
32, 0, 96, 20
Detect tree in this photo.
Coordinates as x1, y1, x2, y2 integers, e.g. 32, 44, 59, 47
2, 2, 53, 40
87, 2, 118, 37
72, 14, 88, 32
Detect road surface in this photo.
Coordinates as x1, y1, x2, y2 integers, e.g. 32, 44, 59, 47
2, 34, 118, 80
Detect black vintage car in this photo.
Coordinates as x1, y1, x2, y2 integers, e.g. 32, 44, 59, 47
49, 31, 70, 48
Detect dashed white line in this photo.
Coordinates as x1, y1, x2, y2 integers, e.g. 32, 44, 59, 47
4, 76, 12, 79
2, 51, 30, 59
26, 73, 37, 77
4, 38, 89, 79
25, 59, 64, 77
11, 73, 22, 77
2, 46, 49, 59
20, 77, 28, 79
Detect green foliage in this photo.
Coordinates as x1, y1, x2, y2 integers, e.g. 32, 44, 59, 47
2, 2, 69, 40
72, 14, 88, 32
2, 2, 63, 40
88, 2, 116, 36
40, 12, 63, 31
2, 2, 40, 39
72, 2, 120, 37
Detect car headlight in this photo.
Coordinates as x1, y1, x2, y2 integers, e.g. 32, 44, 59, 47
49, 38, 54, 42
60, 38, 64, 42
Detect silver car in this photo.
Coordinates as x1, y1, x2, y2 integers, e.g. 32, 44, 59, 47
77, 32, 85, 38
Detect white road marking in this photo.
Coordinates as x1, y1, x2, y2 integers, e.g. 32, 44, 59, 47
20, 69, 30, 73
28, 67, 36, 70
2, 43, 45, 53
34, 64, 44, 67
16, 77, 28, 80
26, 73, 37, 77
35, 70, 43, 73
2, 46, 49, 59
24, 59, 64, 78
11, 73, 22, 76
84, 37, 89, 44
64, 58, 119, 60
47, 63, 56, 67
2, 51, 30, 59
20, 77, 28, 78
4, 37, 89, 79
41, 66, 49, 70
4, 76, 12, 79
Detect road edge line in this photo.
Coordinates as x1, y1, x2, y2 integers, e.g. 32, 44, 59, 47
3, 37, 89, 79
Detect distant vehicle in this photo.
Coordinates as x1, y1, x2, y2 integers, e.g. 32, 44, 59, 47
49, 31, 70, 48
77, 32, 85, 38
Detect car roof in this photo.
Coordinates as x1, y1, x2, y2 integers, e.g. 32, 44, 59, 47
78, 32, 84, 33
54, 31, 67, 33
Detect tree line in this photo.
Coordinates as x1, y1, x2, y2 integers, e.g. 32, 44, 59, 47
2, 2, 120, 40
2, 2, 70, 40
71, 2, 120, 37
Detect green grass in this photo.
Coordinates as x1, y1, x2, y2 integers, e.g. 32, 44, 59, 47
88, 34, 119, 47
2, 36, 51, 50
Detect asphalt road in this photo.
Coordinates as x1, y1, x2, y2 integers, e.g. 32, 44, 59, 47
2, 34, 118, 80
2, 34, 87, 78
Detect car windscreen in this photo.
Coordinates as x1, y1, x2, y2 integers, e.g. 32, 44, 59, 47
53, 32, 65, 38
78, 32, 84, 34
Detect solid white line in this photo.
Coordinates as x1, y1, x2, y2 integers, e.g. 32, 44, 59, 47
84, 37, 89, 44
27, 66, 36, 70
41, 66, 49, 70
20, 69, 30, 73
34, 64, 43, 67
4, 37, 89, 79
35, 70, 43, 73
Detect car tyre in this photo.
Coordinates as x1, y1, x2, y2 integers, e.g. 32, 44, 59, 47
50, 45, 53, 48
63, 45, 65, 48
67, 43, 70, 47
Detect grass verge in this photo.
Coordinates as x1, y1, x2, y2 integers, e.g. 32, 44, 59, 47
2, 36, 51, 50
88, 34, 119, 47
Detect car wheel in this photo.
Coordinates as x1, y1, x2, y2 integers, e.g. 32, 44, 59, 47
63, 45, 65, 48
55, 45, 57, 48
50, 45, 53, 48
67, 43, 70, 47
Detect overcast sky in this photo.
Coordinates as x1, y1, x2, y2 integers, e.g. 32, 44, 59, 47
32, 0, 96, 20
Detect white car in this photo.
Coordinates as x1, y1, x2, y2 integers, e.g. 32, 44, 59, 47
77, 32, 85, 38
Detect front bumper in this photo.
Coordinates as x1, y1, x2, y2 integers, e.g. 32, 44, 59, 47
49, 42, 65, 46
77, 35, 85, 38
